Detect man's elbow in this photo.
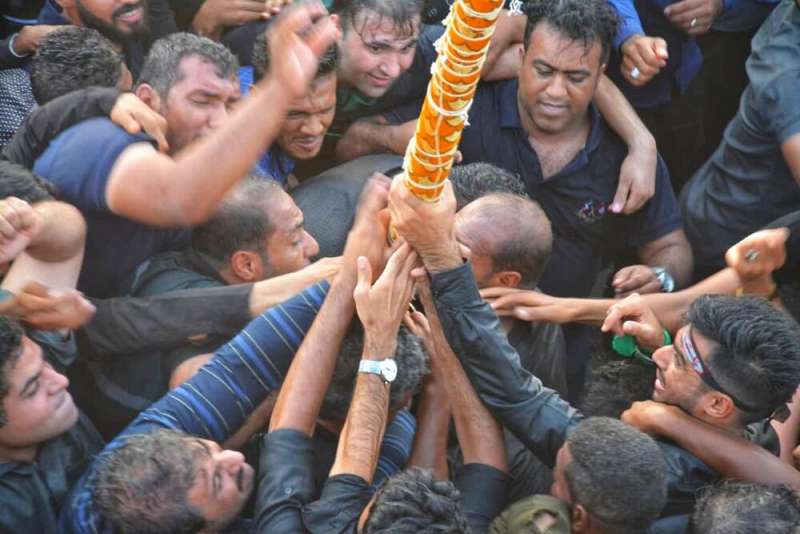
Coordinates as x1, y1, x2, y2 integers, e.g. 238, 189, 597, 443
35, 201, 87, 261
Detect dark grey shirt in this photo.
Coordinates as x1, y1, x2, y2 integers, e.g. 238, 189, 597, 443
682, 0, 800, 271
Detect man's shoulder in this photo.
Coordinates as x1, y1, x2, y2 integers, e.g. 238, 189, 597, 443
128, 250, 223, 298
34, 117, 152, 204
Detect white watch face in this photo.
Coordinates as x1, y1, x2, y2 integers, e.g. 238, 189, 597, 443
381, 359, 398, 383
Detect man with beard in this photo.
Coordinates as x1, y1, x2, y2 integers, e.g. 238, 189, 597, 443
38, 0, 150, 78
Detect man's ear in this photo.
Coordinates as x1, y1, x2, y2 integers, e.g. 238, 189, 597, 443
704, 391, 737, 421
135, 84, 161, 113
330, 13, 341, 32
230, 250, 262, 282
571, 504, 591, 533
489, 270, 522, 289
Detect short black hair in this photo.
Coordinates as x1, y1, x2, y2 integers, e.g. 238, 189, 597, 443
331, 0, 423, 40
138, 33, 238, 100
30, 26, 124, 105
319, 321, 428, 421
458, 193, 552, 287
579, 359, 655, 419
251, 30, 337, 82
364, 467, 470, 533
0, 317, 25, 427
92, 429, 209, 533
191, 178, 285, 267
687, 295, 800, 423
0, 161, 56, 202
691, 482, 800, 534
565, 417, 667, 533
523, 0, 619, 65
449, 162, 527, 211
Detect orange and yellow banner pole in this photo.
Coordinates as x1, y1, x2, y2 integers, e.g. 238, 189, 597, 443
402, 0, 504, 201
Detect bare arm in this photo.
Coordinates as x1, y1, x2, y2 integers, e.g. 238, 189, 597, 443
419, 281, 508, 472
773, 390, 800, 465
1, 200, 86, 291
484, 267, 743, 333
334, 116, 416, 162
623, 401, 800, 489
247, 256, 340, 317
782, 133, 800, 185
405, 312, 451, 480
330, 243, 418, 481
595, 75, 659, 214
269, 179, 389, 435
637, 229, 695, 288
105, 4, 340, 227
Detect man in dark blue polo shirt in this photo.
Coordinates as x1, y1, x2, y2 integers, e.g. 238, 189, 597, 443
31, 4, 340, 297
390, 0, 692, 397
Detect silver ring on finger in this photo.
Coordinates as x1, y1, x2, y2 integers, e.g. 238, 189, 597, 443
745, 249, 760, 262
690, 17, 698, 28
630, 66, 641, 80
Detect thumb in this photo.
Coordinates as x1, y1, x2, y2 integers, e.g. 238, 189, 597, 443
116, 113, 141, 135
611, 174, 631, 214
354, 255, 373, 296
653, 38, 668, 60
622, 320, 655, 344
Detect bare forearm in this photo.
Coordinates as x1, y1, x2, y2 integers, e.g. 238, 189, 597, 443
641, 243, 694, 290
595, 75, 655, 152
335, 119, 413, 162
656, 411, 800, 488
408, 385, 451, 480
248, 262, 337, 317
772, 390, 800, 465
268, 272, 356, 434
429, 308, 507, 472
330, 374, 390, 482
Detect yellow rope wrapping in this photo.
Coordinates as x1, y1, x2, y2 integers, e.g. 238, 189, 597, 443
402, 0, 504, 201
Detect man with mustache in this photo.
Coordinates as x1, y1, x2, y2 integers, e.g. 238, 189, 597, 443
38, 0, 151, 78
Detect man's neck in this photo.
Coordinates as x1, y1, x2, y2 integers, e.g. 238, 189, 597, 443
0, 444, 38, 464
517, 95, 591, 179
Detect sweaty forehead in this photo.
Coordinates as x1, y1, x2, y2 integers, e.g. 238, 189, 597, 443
172, 56, 239, 98
352, 10, 420, 44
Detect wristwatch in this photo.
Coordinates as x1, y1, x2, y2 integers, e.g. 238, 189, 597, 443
358, 359, 398, 384
651, 267, 675, 293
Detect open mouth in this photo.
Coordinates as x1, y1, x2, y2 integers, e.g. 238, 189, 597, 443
115, 5, 143, 25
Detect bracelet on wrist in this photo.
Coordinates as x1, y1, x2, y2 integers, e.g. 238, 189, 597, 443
8, 33, 29, 58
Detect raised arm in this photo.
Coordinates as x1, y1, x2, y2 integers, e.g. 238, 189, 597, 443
418, 280, 507, 473
269, 179, 389, 435
104, 3, 341, 227
329, 243, 418, 482
390, 178, 579, 465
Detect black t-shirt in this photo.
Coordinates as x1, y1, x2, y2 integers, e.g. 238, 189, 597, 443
258, 430, 509, 534
681, 0, 800, 271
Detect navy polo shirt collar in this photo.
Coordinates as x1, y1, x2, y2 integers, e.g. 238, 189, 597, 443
500, 78, 605, 174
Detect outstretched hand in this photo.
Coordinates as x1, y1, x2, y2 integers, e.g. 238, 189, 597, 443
354, 243, 418, 355
265, 1, 340, 100
0, 281, 96, 331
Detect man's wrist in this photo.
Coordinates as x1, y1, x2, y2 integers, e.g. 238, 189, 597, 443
420, 240, 463, 274
8, 33, 29, 58
363, 335, 397, 359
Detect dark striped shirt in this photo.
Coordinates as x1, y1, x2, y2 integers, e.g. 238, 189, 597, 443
60, 282, 329, 533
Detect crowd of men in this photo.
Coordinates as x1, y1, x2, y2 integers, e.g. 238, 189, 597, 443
1, 0, 800, 532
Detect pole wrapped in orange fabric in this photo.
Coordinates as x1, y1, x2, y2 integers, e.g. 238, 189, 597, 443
402, 0, 504, 201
